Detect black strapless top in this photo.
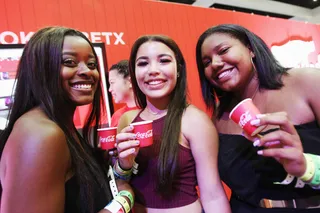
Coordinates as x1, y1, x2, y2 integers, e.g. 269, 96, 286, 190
64, 174, 111, 213
218, 121, 320, 212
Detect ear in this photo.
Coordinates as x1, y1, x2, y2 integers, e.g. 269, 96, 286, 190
126, 77, 132, 88
247, 45, 255, 58
250, 51, 255, 58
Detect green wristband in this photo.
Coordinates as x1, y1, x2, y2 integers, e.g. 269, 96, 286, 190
118, 190, 134, 208
309, 154, 320, 186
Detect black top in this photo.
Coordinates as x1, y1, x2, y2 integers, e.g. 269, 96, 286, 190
218, 121, 320, 212
64, 172, 112, 213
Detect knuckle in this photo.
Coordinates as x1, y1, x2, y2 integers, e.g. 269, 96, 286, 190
116, 134, 122, 141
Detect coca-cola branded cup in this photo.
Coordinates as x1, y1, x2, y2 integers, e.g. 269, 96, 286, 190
97, 127, 117, 150
131, 120, 153, 147
229, 98, 266, 136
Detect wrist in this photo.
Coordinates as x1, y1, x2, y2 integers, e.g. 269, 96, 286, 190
298, 153, 315, 182
113, 160, 132, 181
118, 159, 133, 170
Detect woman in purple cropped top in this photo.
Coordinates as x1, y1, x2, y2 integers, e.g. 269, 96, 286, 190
114, 35, 231, 213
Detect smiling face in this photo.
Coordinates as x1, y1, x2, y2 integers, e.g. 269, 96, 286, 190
201, 33, 255, 92
134, 41, 177, 104
61, 36, 99, 106
108, 69, 132, 104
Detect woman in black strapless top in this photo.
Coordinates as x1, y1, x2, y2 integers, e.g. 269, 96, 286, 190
196, 24, 320, 212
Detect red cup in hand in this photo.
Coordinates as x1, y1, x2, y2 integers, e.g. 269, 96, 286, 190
97, 127, 117, 150
131, 120, 153, 147
229, 98, 266, 136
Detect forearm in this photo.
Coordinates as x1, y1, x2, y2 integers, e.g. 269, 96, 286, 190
201, 194, 231, 213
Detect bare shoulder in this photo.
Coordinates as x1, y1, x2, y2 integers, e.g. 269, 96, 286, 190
182, 104, 213, 124
182, 105, 217, 137
286, 68, 320, 86
117, 109, 141, 132
4, 109, 70, 168
14, 110, 66, 148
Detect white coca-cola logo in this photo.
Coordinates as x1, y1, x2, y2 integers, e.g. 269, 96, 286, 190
238, 111, 252, 128
135, 129, 153, 139
100, 135, 115, 143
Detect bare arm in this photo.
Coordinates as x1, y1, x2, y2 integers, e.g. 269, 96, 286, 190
182, 105, 230, 213
247, 68, 320, 177
0, 118, 70, 213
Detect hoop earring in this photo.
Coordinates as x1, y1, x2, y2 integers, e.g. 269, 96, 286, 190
177, 72, 180, 78
251, 57, 257, 72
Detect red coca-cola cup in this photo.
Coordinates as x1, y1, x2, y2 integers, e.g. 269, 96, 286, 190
229, 98, 266, 136
131, 120, 153, 147
97, 127, 117, 150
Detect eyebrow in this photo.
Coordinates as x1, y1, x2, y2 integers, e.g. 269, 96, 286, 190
62, 51, 95, 58
136, 53, 173, 62
202, 42, 228, 60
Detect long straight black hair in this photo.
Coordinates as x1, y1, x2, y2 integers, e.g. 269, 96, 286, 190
129, 35, 188, 197
0, 27, 112, 212
196, 24, 289, 119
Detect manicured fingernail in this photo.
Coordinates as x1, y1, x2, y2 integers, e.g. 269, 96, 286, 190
129, 125, 134, 130
131, 149, 135, 153
250, 119, 260, 126
135, 140, 140, 145
109, 151, 114, 155
265, 140, 280, 146
253, 139, 260, 147
257, 150, 263, 155
256, 114, 266, 118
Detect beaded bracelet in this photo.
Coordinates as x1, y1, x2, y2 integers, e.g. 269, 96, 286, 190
113, 169, 132, 181
118, 190, 134, 208
115, 195, 131, 213
299, 153, 315, 182
113, 160, 132, 181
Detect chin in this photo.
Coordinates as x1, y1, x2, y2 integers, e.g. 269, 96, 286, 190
73, 97, 95, 106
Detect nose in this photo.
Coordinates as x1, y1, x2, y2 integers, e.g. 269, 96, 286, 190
147, 61, 160, 76
77, 62, 93, 77
211, 55, 224, 71
108, 86, 112, 92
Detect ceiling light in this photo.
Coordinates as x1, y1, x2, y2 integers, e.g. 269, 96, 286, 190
314, 0, 317, 2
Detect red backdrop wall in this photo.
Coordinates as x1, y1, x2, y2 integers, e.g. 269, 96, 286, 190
2, 0, 320, 197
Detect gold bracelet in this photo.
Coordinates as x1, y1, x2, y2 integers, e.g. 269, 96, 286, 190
115, 195, 131, 213
299, 153, 315, 182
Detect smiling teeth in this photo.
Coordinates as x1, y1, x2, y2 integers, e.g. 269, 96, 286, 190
148, 80, 163, 85
218, 70, 232, 79
72, 84, 92, 89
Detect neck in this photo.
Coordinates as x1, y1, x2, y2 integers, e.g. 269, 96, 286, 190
235, 75, 260, 101
126, 94, 136, 108
145, 100, 168, 115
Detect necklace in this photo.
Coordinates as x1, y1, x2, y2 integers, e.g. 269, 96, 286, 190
146, 107, 167, 115
251, 84, 259, 100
